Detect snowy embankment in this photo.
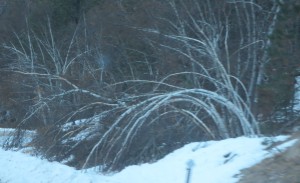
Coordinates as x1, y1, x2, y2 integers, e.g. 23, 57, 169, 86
0, 132, 297, 183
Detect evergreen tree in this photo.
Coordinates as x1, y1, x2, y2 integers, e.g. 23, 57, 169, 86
258, 0, 300, 133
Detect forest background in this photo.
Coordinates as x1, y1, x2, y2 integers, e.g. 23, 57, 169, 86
0, 0, 300, 172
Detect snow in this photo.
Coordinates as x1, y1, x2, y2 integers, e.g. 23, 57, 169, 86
0, 128, 35, 148
61, 117, 102, 144
0, 135, 297, 183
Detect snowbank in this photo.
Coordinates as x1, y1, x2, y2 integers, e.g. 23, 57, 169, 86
0, 136, 296, 183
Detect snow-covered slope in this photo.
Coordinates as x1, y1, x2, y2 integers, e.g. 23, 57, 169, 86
0, 135, 296, 183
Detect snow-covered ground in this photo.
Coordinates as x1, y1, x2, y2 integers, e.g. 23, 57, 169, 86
0, 133, 297, 183
0, 128, 35, 147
